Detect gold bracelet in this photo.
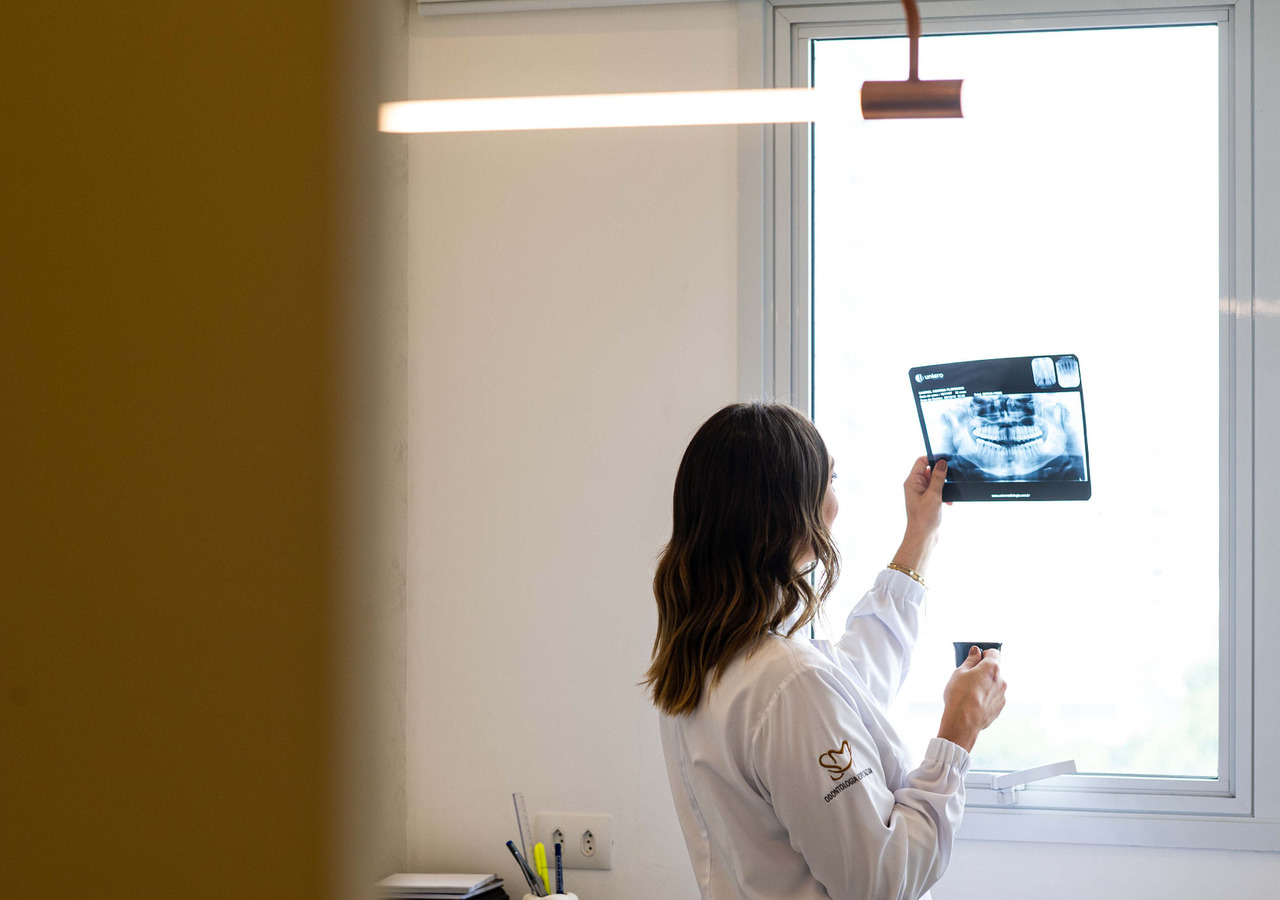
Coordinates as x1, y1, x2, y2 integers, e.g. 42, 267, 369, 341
886, 561, 927, 589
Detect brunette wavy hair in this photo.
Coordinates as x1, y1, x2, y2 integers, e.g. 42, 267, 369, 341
644, 402, 840, 716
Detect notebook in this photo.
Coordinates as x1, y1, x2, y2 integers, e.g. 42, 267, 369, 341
375, 873, 501, 899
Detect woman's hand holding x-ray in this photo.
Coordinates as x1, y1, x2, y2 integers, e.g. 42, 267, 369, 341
892, 456, 948, 576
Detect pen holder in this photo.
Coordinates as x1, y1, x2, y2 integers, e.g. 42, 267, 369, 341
523, 894, 577, 900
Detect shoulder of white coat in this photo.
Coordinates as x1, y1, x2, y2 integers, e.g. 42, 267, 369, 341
743, 646, 869, 758
743, 633, 830, 685
730, 637, 848, 715
702, 636, 824, 716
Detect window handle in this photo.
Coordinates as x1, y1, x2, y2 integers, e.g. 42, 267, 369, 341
989, 759, 1078, 805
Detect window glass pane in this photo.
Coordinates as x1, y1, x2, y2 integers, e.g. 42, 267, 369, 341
812, 25, 1219, 778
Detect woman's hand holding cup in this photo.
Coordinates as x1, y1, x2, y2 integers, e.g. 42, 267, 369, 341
938, 646, 1007, 753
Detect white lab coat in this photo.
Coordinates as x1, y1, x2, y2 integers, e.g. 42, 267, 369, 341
659, 569, 970, 900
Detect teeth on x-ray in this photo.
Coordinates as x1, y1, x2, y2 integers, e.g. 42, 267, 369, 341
972, 422, 1042, 446
1031, 356, 1057, 388
1055, 356, 1081, 388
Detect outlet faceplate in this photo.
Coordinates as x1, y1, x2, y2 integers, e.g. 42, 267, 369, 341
532, 812, 613, 870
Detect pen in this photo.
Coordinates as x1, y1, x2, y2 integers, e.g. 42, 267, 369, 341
534, 841, 549, 894
506, 840, 544, 896
554, 841, 563, 894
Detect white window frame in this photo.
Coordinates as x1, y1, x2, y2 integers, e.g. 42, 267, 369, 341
738, 0, 1280, 849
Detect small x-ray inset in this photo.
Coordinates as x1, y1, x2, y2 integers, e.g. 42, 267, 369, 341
1055, 355, 1081, 388
909, 356, 1091, 501
1031, 356, 1056, 388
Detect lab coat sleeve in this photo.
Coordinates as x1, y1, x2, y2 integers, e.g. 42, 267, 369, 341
752, 666, 969, 900
829, 569, 926, 709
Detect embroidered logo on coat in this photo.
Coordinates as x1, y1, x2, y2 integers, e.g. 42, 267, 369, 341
819, 740, 855, 781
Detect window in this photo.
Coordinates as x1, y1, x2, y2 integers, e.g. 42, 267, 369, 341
744, 0, 1280, 848
816, 23, 1221, 779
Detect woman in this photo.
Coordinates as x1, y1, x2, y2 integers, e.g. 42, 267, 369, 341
645, 402, 1006, 900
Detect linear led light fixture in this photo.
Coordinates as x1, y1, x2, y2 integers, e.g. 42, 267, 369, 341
379, 87, 843, 133
379, 0, 959, 134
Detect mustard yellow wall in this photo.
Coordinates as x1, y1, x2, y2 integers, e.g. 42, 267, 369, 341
0, 3, 394, 896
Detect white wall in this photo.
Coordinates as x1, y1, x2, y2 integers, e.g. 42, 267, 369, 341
402, 3, 1280, 899
938, 840, 1279, 900
405, 4, 738, 898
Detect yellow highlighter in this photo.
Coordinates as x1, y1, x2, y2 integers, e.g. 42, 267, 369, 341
534, 841, 550, 895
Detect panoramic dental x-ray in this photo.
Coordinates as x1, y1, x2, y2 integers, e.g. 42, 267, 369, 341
910, 355, 1091, 501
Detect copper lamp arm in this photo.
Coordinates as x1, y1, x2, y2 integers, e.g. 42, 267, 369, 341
904, 0, 921, 81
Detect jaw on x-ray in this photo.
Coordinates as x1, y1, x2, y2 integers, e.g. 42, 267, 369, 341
933, 393, 1086, 481
910, 356, 1091, 501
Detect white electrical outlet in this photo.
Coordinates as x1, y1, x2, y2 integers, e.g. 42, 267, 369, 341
533, 813, 613, 870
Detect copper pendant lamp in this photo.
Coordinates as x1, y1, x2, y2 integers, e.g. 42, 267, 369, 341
860, 0, 964, 119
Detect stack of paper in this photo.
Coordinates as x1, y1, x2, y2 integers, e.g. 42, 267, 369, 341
375, 873, 505, 900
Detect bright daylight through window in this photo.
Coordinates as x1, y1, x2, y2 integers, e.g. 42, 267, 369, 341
811, 25, 1220, 780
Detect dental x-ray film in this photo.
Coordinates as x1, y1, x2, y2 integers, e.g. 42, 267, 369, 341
909, 355, 1091, 501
